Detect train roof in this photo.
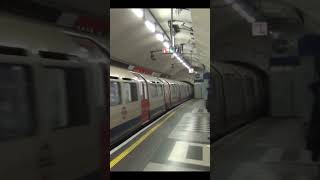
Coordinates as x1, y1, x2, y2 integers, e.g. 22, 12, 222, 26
110, 66, 139, 81
0, 13, 96, 60
158, 77, 180, 85
135, 72, 163, 84
110, 65, 191, 86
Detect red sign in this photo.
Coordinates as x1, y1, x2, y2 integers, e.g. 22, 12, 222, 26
141, 99, 150, 123
162, 48, 169, 54
75, 16, 107, 33
132, 67, 154, 75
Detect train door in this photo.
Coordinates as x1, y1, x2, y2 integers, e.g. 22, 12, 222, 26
44, 66, 101, 180
163, 80, 171, 109
166, 81, 173, 108
162, 83, 168, 109
135, 74, 150, 123
0, 63, 42, 180
177, 86, 181, 102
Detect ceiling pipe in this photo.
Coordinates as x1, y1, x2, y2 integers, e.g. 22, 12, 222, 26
170, 8, 174, 46
147, 8, 194, 72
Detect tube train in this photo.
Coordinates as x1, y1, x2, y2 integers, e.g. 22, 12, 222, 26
0, 13, 108, 179
110, 65, 193, 146
207, 61, 268, 141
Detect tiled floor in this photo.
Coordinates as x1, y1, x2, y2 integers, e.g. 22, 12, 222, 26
110, 99, 210, 171
212, 117, 320, 180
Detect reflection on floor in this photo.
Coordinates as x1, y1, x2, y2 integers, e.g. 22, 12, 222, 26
111, 99, 210, 171
212, 117, 320, 180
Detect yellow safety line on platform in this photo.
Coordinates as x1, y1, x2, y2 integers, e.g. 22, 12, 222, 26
110, 111, 176, 169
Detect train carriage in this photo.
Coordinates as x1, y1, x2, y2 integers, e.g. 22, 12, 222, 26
209, 62, 268, 140
157, 77, 171, 110
136, 73, 166, 120
0, 13, 108, 180
110, 65, 193, 147
110, 66, 143, 145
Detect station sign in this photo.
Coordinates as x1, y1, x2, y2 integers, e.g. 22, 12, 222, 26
169, 47, 175, 53
56, 12, 107, 36
195, 73, 203, 80
162, 48, 169, 54
74, 15, 107, 36
252, 22, 268, 36
132, 67, 153, 75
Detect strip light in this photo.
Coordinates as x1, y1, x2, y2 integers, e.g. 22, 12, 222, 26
228, 2, 256, 23
131, 9, 144, 18
145, 20, 156, 33
130, 8, 193, 72
163, 41, 170, 49
155, 33, 164, 42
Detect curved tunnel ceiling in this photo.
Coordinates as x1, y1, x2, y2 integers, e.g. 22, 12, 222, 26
213, 0, 320, 35
110, 8, 210, 77
191, 9, 210, 71
30, 0, 107, 18
212, 0, 320, 71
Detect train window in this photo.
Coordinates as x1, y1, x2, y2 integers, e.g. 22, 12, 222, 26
46, 68, 89, 129
171, 85, 175, 96
39, 51, 80, 61
150, 84, 158, 97
0, 45, 28, 56
130, 83, 138, 101
111, 81, 121, 106
0, 65, 35, 141
123, 82, 138, 103
157, 84, 163, 96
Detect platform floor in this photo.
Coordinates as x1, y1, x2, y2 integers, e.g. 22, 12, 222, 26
110, 99, 210, 171
212, 117, 320, 180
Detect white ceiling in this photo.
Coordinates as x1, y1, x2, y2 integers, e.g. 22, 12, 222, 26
212, 0, 320, 35
110, 8, 210, 77
191, 9, 210, 71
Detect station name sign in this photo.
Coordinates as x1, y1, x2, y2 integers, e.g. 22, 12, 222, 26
252, 22, 268, 36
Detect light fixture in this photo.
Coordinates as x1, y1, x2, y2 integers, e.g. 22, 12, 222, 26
131, 9, 144, 18
231, 3, 255, 23
145, 20, 156, 33
172, 36, 175, 46
155, 33, 164, 42
173, 53, 178, 58
163, 41, 170, 49
177, 56, 183, 62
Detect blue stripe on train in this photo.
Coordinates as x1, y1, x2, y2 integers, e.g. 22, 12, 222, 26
111, 116, 141, 144
110, 104, 168, 145
150, 105, 166, 119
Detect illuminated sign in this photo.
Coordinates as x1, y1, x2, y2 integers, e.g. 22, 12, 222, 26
162, 48, 169, 54
252, 22, 268, 36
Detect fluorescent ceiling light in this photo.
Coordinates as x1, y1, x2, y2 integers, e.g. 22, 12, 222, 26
231, 3, 256, 23
131, 9, 144, 18
163, 41, 170, 49
173, 53, 178, 58
145, 20, 156, 33
155, 33, 164, 42
172, 36, 175, 46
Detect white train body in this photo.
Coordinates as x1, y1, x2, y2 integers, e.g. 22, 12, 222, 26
110, 65, 193, 146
